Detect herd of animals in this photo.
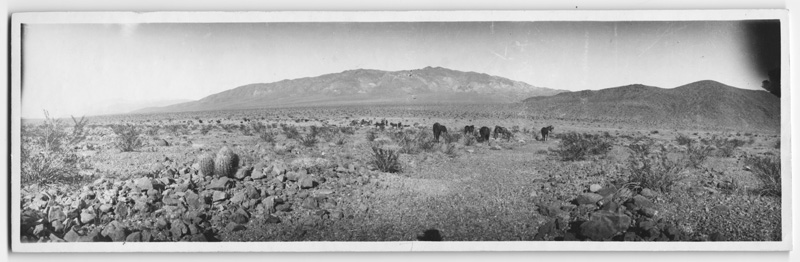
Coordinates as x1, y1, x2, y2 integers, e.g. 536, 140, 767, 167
350, 118, 555, 143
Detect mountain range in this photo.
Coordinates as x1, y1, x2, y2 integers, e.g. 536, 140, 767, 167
134, 67, 779, 131
135, 67, 563, 113
522, 80, 780, 131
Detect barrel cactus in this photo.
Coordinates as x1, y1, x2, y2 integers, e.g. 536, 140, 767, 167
214, 146, 239, 178
198, 153, 214, 177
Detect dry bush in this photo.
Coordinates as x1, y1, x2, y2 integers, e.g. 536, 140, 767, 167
626, 143, 686, 193
281, 125, 301, 140
444, 133, 461, 144
685, 143, 713, 168
298, 133, 319, 147
675, 134, 694, 146
20, 110, 88, 185
366, 130, 377, 142
744, 154, 781, 197
463, 135, 476, 146
112, 124, 145, 152
554, 132, 613, 161
370, 146, 401, 173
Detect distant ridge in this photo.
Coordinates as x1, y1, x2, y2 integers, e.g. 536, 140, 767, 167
135, 67, 565, 113
522, 80, 780, 132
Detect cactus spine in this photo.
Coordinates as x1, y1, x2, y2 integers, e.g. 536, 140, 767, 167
214, 146, 239, 178
198, 153, 215, 177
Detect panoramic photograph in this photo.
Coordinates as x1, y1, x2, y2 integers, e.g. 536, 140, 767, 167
15, 14, 783, 247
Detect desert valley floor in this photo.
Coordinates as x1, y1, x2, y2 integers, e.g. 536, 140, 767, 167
19, 104, 782, 242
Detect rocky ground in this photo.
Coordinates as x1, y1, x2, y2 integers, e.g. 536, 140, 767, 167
19, 113, 782, 242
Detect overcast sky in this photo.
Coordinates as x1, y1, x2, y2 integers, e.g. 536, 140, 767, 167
22, 21, 778, 118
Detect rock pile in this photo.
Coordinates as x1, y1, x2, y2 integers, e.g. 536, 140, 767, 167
534, 184, 686, 241
19, 147, 372, 243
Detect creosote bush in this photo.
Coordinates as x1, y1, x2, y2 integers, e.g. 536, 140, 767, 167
370, 146, 401, 173
626, 143, 686, 193
112, 124, 144, 152
744, 154, 781, 197
554, 132, 613, 161
20, 110, 88, 185
366, 130, 377, 142
298, 133, 319, 147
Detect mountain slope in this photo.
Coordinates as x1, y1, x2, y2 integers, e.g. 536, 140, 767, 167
522, 80, 780, 131
136, 67, 564, 113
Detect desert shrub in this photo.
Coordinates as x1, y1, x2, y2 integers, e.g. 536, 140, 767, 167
339, 126, 355, 135
398, 130, 436, 154
145, 126, 159, 136
370, 146, 401, 173
675, 134, 694, 146
240, 124, 253, 136
112, 124, 144, 152
335, 135, 347, 146
554, 132, 613, 161
444, 133, 461, 144
744, 154, 781, 197
685, 143, 713, 168
298, 133, 319, 147
443, 143, 459, 158
282, 125, 301, 140
20, 111, 88, 185
702, 135, 746, 157
463, 135, 476, 146
366, 130, 377, 142
626, 143, 686, 193
200, 125, 213, 135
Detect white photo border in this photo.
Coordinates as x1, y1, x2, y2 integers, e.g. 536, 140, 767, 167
9, 10, 791, 252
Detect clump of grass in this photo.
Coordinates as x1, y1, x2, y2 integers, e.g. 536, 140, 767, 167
675, 134, 694, 146
112, 124, 144, 152
626, 143, 686, 193
744, 154, 781, 197
554, 132, 613, 161
370, 146, 401, 173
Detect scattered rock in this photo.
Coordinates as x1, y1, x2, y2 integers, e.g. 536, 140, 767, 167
234, 166, 253, 180
265, 215, 281, 224
574, 193, 604, 205
624, 195, 655, 211
135, 177, 154, 191
125, 232, 142, 242
579, 210, 632, 241
299, 176, 316, 189
212, 191, 227, 202
639, 188, 657, 198
589, 184, 602, 193
302, 197, 319, 209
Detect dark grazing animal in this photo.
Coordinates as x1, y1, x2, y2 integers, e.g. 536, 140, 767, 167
463, 125, 475, 136
541, 125, 555, 141
494, 126, 512, 141
433, 123, 448, 142
478, 126, 491, 142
